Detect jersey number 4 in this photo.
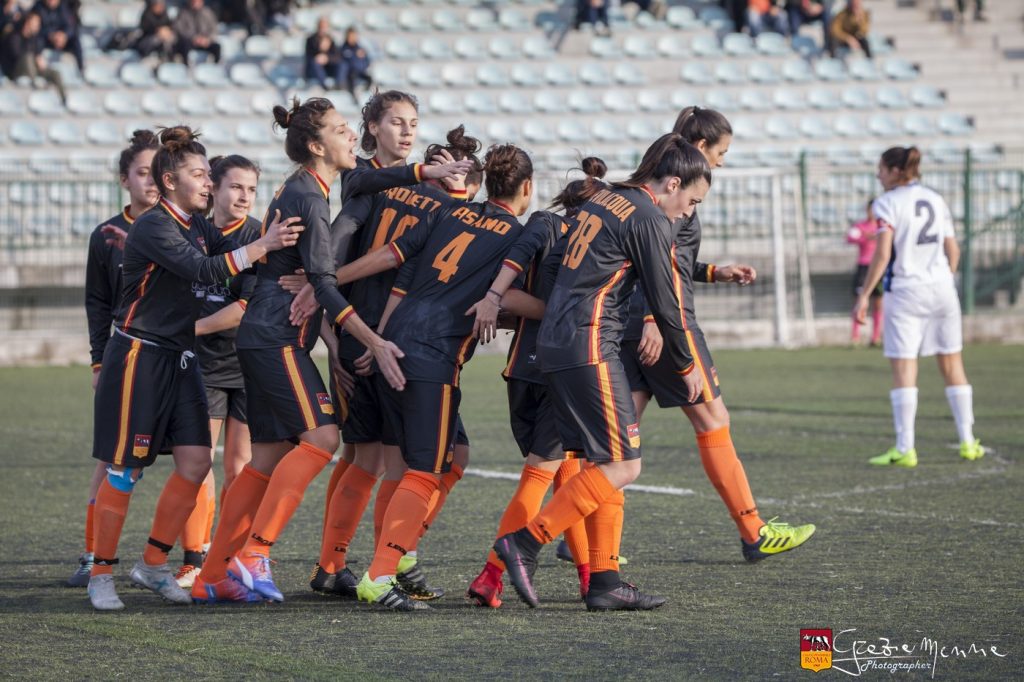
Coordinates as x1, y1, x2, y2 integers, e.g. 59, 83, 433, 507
915, 200, 938, 245
562, 211, 603, 269
433, 231, 476, 283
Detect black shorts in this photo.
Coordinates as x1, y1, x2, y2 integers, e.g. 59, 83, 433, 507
238, 345, 337, 444
853, 264, 882, 298
205, 385, 247, 423
544, 360, 641, 463
507, 378, 563, 460
375, 376, 461, 474
93, 332, 210, 468
327, 355, 352, 430
621, 327, 721, 408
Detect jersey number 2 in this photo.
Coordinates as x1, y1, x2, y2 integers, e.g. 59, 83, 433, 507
915, 200, 938, 245
433, 231, 476, 283
562, 211, 603, 269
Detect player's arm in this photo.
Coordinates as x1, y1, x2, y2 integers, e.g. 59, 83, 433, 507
84, 229, 114, 372
499, 289, 545, 321
713, 263, 756, 285
944, 237, 960, 274
195, 300, 246, 336
329, 193, 373, 270
319, 317, 355, 398
853, 228, 893, 324
341, 158, 475, 202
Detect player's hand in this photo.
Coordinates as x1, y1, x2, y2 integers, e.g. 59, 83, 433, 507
853, 295, 869, 325
92, 366, 100, 391
683, 368, 704, 404
289, 283, 319, 325
330, 352, 355, 398
261, 210, 304, 252
717, 264, 757, 286
278, 268, 306, 294
430, 149, 468, 193
637, 321, 663, 366
421, 158, 475, 182
371, 339, 406, 391
353, 348, 375, 376
101, 224, 128, 251
466, 295, 501, 343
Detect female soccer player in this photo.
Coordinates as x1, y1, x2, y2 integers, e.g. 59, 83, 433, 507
856, 146, 984, 467
68, 129, 160, 587
194, 98, 472, 604
467, 157, 609, 608
492, 135, 712, 611
87, 126, 301, 610
847, 198, 883, 345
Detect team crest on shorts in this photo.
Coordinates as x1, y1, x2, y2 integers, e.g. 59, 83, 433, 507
626, 423, 640, 448
132, 434, 152, 457
316, 393, 334, 415
800, 628, 833, 672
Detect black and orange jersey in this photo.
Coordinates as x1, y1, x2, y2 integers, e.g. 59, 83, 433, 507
195, 215, 261, 388
502, 210, 569, 384
115, 198, 245, 351
85, 206, 136, 367
238, 163, 423, 351
383, 200, 525, 385
623, 210, 714, 340
537, 186, 694, 374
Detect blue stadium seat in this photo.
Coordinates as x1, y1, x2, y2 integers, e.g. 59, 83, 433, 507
748, 61, 780, 84
691, 34, 722, 58
466, 8, 498, 31
47, 120, 79, 145
440, 64, 471, 87
499, 8, 532, 31
884, 58, 918, 81
198, 121, 235, 148
250, 91, 279, 116
521, 120, 555, 144
868, 113, 900, 137
103, 91, 141, 116
705, 89, 739, 111
476, 64, 509, 87
714, 62, 746, 85
230, 63, 265, 88
781, 59, 814, 83
867, 35, 894, 57
772, 87, 806, 110
237, 120, 272, 146
681, 62, 714, 85
454, 37, 483, 60
510, 64, 542, 87
910, 85, 945, 108
142, 90, 176, 116
420, 37, 453, 61
80, 5, 112, 28
612, 63, 644, 86
626, 119, 660, 141
214, 91, 238, 115
876, 86, 908, 109
116, 6, 141, 28
848, 58, 881, 81
739, 90, 772, 111
86, 121, 121, 146
267, 63, 299, 88
489, 36, 521, 60
657, 35, 688, 58
814, 58, 847, 82
408, 64, 442, 88
623, 35, 657, 59
498, 91, 532, 114
790, 35, 819, 59
195, 63, 229, 88
841, 86, 872, 110
833, 114, 862, 137
179, 92, 214, 116
637, 90, 672, 113
65, 91, 97, 116
245, 35, 273, 58
156, 62, 191, 87
544, 64, 576, 87
557, 120, 589, 143
579, 63, 612, 86
938, 113, 973, 136
807, 88, 841, 110
523, 36, 555, 60
487, 120, 520, 144
218, 35, 243, 62
27, 91, 64, 116
51, 61, 83, 88
385, 38, 419, 61
292, 8, 318, 33
799, 116, 832, 140
465, 91, 497, 114
568, 90, 602, 114
756, 32, 791, 56
723, 33, 756, 57
665, 6, 699, 29
602, 89, 633, 113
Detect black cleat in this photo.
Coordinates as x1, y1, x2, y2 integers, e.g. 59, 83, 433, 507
493, 532, 539, 608
309, 563, 359, 598
396, 559, 445, 601
585, 582, 666, 612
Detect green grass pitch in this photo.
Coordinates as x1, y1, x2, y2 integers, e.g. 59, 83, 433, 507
0, 345, 1019, 680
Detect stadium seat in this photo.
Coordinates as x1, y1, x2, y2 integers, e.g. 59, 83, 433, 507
454, 37, 483, 59
409, 64, 442, 88
623, 35, 656, 59
365, 10, 398, 32
681, 62, 714, 85
781, 59, 814, 83
590, 36, 623, 59
579, 63, 612, 86
626, 119, 660, 141
65, 91, 97, 116
637, 90, 672, 113
772, 87, 806, 110
195, 63, 229, 88
657, 35, 687, 58
267, 63, 299, 89
568, 90, 602, 114
867, 113, 900, 137
47, 120, 79, 145
81, 63, 117, 90
848, 58, 881, 81
80, 5, 111, 28
499, 8, 532, 31
466, 8, 498, 31
698, 5, 734, 31
691, 34, 722, 58
557, 120, 589, 143
197, 121, 234, 148
739, 90, 772, 111
371, 63, 405, 88
178, 91, 214, 115
498, 90, 533, 114
27, 91, 64, 116
841, 86, 873, 110
665, 5, 699, 29
440, 64, 471, 87
465, 91, 497, 114
245, 35, 273, 58
807, 88, 841, 110
426, 90, 460, 115
420, 37, 453, 60
142, 91, 176, 116
748, 62, 780, 84
591, 119, 619, 142
230, 63, 265, 88
510, 64, 542, 87
522, 36, 555, 60
669, 89, 700, 111
156, 62, 190, 87
723, 33, 756, 57
756, 32, 790, 56
237, 120, 272, 146
50, 61, 83, 88
714, 62, 746, 85
938, 113, 974, 136
328, 9, 356, 31
612, 63, 645, 86
903, 113, 936, 137
521, 120, 555, 144
281, 36, 305, 59
910, 85, 945, 108
790, 35, 819, 59
764, 117, 798, 140
487, 120, 520, 144
218, 35, 243, 62
814, 58, 847, 82
601, 89, 633, 113
120, 62, 156, 88
833, 114, 862, 137
534, 90, 568, 114
705, 89, 739, 111
116, 5, 141, 28
86, 121, 121, 146
249, 91, 279, 116
876, 86, 908, 109
544, 64, 576, 87
397, 9, 423, 31
884, 58, 918, 81
432, 9, 464, 31
799, 116, 832, 140
489, 36, 521, 60
385, 39, 419, 60
476, 64, 509, 87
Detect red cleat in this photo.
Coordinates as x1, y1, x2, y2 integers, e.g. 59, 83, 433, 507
191, 574, 263, 604
466, 563, 503, 608
577, 563, 591, 599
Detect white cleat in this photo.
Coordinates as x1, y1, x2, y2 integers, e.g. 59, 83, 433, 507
175, 565, 200, 589
129, 561, 192, 604
88, 574, 125, 611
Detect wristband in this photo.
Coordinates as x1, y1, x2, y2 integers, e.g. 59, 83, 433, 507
486, 288, 502, 302
230, 246, 251, 271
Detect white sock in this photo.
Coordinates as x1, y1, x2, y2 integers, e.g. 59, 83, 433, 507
890, 387, 918, 453
945, 384, 975, 444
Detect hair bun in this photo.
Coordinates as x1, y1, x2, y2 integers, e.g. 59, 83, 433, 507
273, 99, 300, 130
159, 125, 200, 152
581, 156, 607, 180
129, 129, 158, 147
446, 125, 482, 157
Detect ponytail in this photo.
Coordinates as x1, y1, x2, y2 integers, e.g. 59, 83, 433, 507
672, 106, 732, 147
550, 156, 608, 214
880, 146, 921, 182
615, 134, 711, 190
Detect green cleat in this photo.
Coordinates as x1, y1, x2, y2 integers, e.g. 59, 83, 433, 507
356, 572, 431, 611
959, 439, 984, 461
868, 447, 918, 468
742, 518, 816, 563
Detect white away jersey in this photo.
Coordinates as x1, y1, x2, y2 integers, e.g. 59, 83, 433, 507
872, 182, 956, 291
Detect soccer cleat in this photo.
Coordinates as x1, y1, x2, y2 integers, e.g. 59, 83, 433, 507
191, 575, 263, 604
869, 446, 918, 468
585, 581, 666, 612
175, 564, 200, 589
576, 563, 591, 600
356, 572, 431, 611
466, 564, 503, 608
493, 532, 539, 608
309, 563, 359, 598
67, 552, 94, 587
129, 561, 192, 604
88, 574, 124, 611
959, 439, 984, 461
228, 553, 284, 603
742, 517, 816, 563
396, 555, 445, 601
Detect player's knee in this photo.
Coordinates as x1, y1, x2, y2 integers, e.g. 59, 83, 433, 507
106, 467, 142, 493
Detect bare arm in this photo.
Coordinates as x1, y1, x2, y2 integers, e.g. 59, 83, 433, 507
195, 301, 245, 336
499, 289, 545, 321
334, 244, 400, 286
944, 237, 960, 274
465, 265, 521, 342
853, 229, 893, 324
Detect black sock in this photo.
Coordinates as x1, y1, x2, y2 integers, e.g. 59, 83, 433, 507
513, 527, 542, 560
588, 570, 621, 594
183, 550, 205, 568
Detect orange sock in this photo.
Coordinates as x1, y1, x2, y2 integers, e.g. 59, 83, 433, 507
200, 464, 270, 583
554, 458, 589, 566
368, 471, 439, 580
585, 489, 624, 572
84, 499, 96, 555
318, 463, 378, 573
242, 441, 333, 556
374, 479, 401, 548
526, 465, 615, 544
486, 464, 555, 571
142, 471, 202, 566
90, 478, 133, 576
414, 463, 464, 549
180, 478, 212, 554
696, 426, 763, 543
322, 457, 351, 531
203, 477, 216, 546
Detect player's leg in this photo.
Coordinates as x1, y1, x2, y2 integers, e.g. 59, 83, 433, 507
870, 293, 884, 346
177, 411, 222, 588
553, 457, 591, 596
871, 290, 922, 466
937, 352, 983, 460
67, 461, 106, 587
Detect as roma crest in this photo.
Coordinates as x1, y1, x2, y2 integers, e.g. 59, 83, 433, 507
800, 628, 833, 673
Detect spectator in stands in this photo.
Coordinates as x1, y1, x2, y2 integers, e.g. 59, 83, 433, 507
786, 0, 835, 55
174, 0, 222, 64
32, 0, 83, 73
1, 0, 24, 38
338, 27, 373, 101
746, 0, 788, 37
574, 0, 612, 36
956, 0, 985, 22
0, 11, 66, 102
219, 0, 291, 36
719, 0, 746, 32
830, 0, 871, 58
136, 0, 176, 62
303, 15, 339, 89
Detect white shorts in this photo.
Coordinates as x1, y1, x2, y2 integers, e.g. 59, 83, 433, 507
883, 284, 963, 359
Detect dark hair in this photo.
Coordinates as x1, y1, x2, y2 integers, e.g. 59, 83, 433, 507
118, 129, 159, 178
616, 134, 711, 190
210, 154, 261, 187
425, 125, 484, 188
672, 106, 733, 147
273, 96, 335, 166
866, 197, 875, 212
483, 144, 533, 200
359, 90, 418, 154
551, 156, 608, 214
152, 125, 206, 195
880, 146, 921, 182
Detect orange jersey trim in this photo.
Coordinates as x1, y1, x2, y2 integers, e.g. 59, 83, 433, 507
391, 287, 407, 298
237, 299, 248, 312
447, 188, 469, 200
588, 264, 630, 365
123, 263, 156, 331
221, 216, 247, 236
596, 362, 624, 462
225, 251, 243, 276
334, 305, 355, 327
412, 163, 423, 182
642, 314, 655, 324
122, 207, 136, 225
501, 258, 524, 274
159, 197, 192, 230
282, 346, 317, 431
706, 264, 716, 283
639, 186, 658, 206
453, 334, 475, 386
296, 316, 310, 349
502, 315, 528, 379
306, 168, 330, 199
433, 384, 453, 474
112, 339, 142, 466
369, 157, 383, 169
685, 331, 715, 402
488, 199, 516, 215
669, 245, 690, 333
388, 242, 406, 265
